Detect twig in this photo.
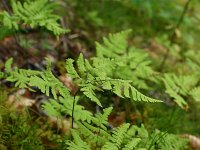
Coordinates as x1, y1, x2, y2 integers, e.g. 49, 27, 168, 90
1, 0, 11, 14
159, 0, 192, 71
60, 18, 69, 57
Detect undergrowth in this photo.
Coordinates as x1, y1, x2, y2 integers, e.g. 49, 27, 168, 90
1, 0, 200, 149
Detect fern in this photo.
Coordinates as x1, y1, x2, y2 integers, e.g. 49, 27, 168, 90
74, 107, 112, 147
96, 29, 131, 58
0, 72, 4, 79
189, 86, 200, 102
147, 130, 188, 150
2, 30, 161, 124
96, 30, 155, 90
122, 138, 141, 150
102, 123, 130, 149
66, 54, 161, 105
162, 73, 199, 109
42, 97, 93, 123
0, 0, 69, 36
67, 130, 90, 150
3, 58, 94, 123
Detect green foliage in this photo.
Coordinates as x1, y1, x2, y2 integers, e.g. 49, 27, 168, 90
0, 0, 69, 36
96, 30, 155, 89
1, 0, 200, 149
0, 91, 44, 149
67, 53, 161, 105
0, 27, 194, 149
147, 130, 188, 150
67, 120, 187, 150
67, 107, 112, 149
162, 73, 200, 109
0, 72, 4, 79
67, 130, 90, 150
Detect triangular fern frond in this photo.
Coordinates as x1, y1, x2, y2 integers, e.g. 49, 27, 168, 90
96, 29, 132, 58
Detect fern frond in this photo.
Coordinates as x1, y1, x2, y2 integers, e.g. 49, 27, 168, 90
190, 86, 200, 101
73, 107, 113, 147
95, 30, 155, 90
147, 130, 188, 150
66, 59, 80, 79
1, 11, 19, 30
102, 123, 130, 149
93, 107, 113, 129
59, 96, 93, 123
162, 74, 199, 108
0, 0, 69, 36
122, 138, 141, 150
127, 124, 149, 139
67, 130, 91, 150
96, 29, 131, 58
43, 96, 93, 122
67, 54, 161, 105
0, 72, 4, 79
42, 99, 62, 117
81, 83, 102, 107
105, 79, 161, 103
5, 58, 13, 73
77, 53, 86, 76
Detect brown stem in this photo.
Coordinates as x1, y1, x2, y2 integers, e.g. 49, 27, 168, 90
159, 0, 192, 71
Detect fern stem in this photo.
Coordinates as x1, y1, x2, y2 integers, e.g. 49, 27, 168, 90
159, 0, 192, 71
71, 95, 76, 129
71, 89, 80, 129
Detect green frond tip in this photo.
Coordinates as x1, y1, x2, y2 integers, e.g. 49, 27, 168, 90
66, 58, 80, 79
130, 86, 162, 103
0, 72, 5, 79
107, 79, 162, 103
77, 53, 86, 75
93, 107, 113, 126
5, 58, 13, 73
190, 86, 200, 101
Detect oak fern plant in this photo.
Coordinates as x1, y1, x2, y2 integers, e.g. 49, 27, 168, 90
0, 29, 189, 149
